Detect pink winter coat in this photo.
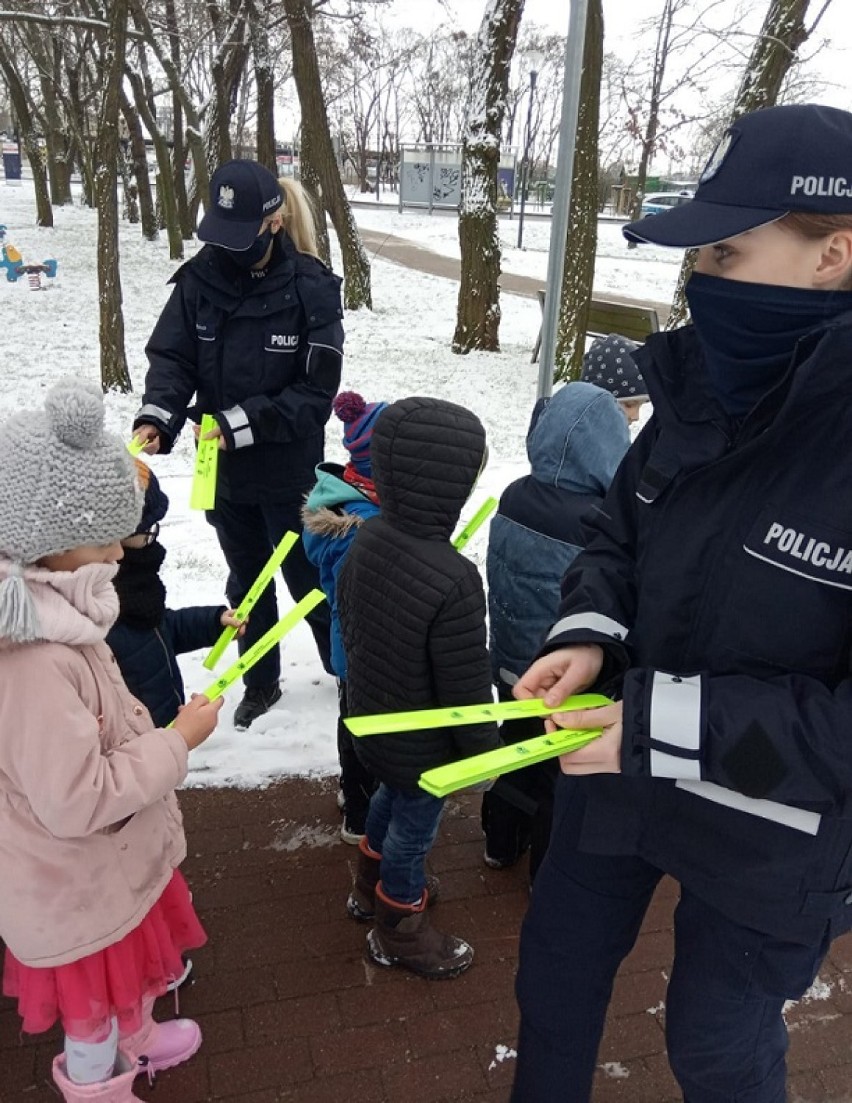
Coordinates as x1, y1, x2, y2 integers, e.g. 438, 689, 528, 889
0, 558, 189, 967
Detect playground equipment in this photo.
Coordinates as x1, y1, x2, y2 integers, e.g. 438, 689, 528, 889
0, 226, 58, 288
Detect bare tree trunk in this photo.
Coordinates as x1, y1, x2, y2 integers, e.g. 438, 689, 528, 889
120, 87, 157, 240
452, 0, 524, 354
283, 0, 372, 310
0, 39, 53, 226
554, 0, 603, 381
27, 27, 74, 206
95, 0, 131, 393
127, 67, 183, 260
164, 0, 192, 238
249, 0, 276, 172
667, 0, 814, 329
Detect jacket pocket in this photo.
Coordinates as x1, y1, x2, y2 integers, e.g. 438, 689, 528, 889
261, 325, 300, 391
111, 802, 178, 895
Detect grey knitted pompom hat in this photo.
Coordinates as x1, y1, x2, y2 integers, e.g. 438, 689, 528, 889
0, 377, 144, 565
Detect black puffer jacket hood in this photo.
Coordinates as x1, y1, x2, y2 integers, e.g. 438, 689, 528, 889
371, 397, 487, 540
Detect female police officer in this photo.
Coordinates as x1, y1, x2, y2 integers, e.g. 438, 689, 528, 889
134, 160, 342, 729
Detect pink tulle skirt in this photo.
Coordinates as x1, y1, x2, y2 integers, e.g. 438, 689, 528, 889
2, 870, 206, 1037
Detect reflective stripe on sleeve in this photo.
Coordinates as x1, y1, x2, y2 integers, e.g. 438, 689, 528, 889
649, 672, 701, 753
547, 613, 629, 642
221, 405, 254, 450
136, 403, 174, 425
676, 780, 822, 836
650, 749, 701, 780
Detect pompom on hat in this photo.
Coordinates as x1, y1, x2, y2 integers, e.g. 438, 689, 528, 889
332, 391, 388, 479
0, 377, 143, 566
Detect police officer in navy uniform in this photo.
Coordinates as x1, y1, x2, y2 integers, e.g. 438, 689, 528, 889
510, 104, 852, 1102
134, 160, 341, 730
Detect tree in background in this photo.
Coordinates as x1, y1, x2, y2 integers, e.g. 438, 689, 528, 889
93, 0, 132, 392
553, 0, 604, 381
666, 0, 832, 328
453, 0, 524, 354
283, 0, 372, 309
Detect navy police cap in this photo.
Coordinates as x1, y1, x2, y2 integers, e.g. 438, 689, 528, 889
624, 104, 852, 248
198, 159, 284, 251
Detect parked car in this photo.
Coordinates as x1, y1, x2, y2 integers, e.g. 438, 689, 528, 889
640, 190, 694, 217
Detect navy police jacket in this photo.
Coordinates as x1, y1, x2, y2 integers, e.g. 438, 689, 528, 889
135, 235, 344, 503
547, 318, 852, 945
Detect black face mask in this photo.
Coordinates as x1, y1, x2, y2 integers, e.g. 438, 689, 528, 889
225, 227, 274, 269
113, 541, 167, 630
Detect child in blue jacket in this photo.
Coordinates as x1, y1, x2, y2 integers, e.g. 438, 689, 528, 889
302, 392, 384, 842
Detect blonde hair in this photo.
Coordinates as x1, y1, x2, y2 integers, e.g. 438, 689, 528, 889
278, 177, 320, 258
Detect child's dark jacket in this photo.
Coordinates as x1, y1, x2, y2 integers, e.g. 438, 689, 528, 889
339, 397, 499, 792
107, 606, 223, 728
301, 462, 379, 680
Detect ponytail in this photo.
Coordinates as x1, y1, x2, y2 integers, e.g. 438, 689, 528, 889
278, 177, 320, 259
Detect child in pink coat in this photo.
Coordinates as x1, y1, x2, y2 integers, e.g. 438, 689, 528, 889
0, 378, 223, 1102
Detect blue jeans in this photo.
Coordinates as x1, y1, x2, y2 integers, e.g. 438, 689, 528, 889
366, 783, 444, 904
511, 776, 828, 1103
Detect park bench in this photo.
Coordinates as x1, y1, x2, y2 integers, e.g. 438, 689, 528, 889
531, 289, 660, 363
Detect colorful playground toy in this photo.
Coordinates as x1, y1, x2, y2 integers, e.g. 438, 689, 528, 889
0, 228, 58, 288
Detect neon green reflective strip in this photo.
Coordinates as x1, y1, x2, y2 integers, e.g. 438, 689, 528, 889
126, 436, 146, 456
345, 692, 612, 736
189, 414, 219, 510
168, 589, 326, 726
452, 496, 498, 550
202, 530, 300, 671
419, 726, 602, 798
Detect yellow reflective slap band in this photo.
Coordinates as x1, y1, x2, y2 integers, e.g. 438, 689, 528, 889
418, 726, 603, 798
167, 589, 326, 727
126, 436, 146, 456
345, 692, 612, 736
452, 496, 498, 551
202, 530, 300, 671
189, 413, 220, 511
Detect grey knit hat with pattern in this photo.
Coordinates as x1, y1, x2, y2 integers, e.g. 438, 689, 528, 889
0, 377, 143, 565
580, 334, 648, 402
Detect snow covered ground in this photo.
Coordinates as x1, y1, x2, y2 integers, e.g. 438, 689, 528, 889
0, 180, 682, 789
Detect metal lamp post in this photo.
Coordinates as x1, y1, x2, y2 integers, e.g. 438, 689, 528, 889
517, 51, 543, 250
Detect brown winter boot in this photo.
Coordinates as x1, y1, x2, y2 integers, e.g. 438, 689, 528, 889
366, 881, 473, 978
346, 838, 440, 921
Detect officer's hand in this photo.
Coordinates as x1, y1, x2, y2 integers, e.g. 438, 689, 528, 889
513, 645, 604, 712
193, 420, 228, 451
133, 423, 162, 455
556, 700, 622, 775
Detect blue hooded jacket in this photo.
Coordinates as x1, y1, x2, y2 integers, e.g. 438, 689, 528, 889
487, 382, 630, 687
301, 463, 379, 680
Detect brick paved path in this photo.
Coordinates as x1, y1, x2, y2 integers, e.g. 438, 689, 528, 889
2, 778, 851, 1102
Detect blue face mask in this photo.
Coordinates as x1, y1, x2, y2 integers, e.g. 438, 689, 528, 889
685, 271, 852, 417
225, 227, 274, 269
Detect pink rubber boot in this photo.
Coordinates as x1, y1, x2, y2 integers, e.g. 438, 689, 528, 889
121, 997, 202, 1077
51, 1052, 143, 1101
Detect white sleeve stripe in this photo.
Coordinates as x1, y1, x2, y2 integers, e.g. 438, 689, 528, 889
547, 613, 628, 642
676, 780, 822, 836
136, 403, 173, 423
307, 342, 343, 355
649, 672, 701, 752
651, 749, 702, 780
232, 424, 253, 449
221, 406, 249, 431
